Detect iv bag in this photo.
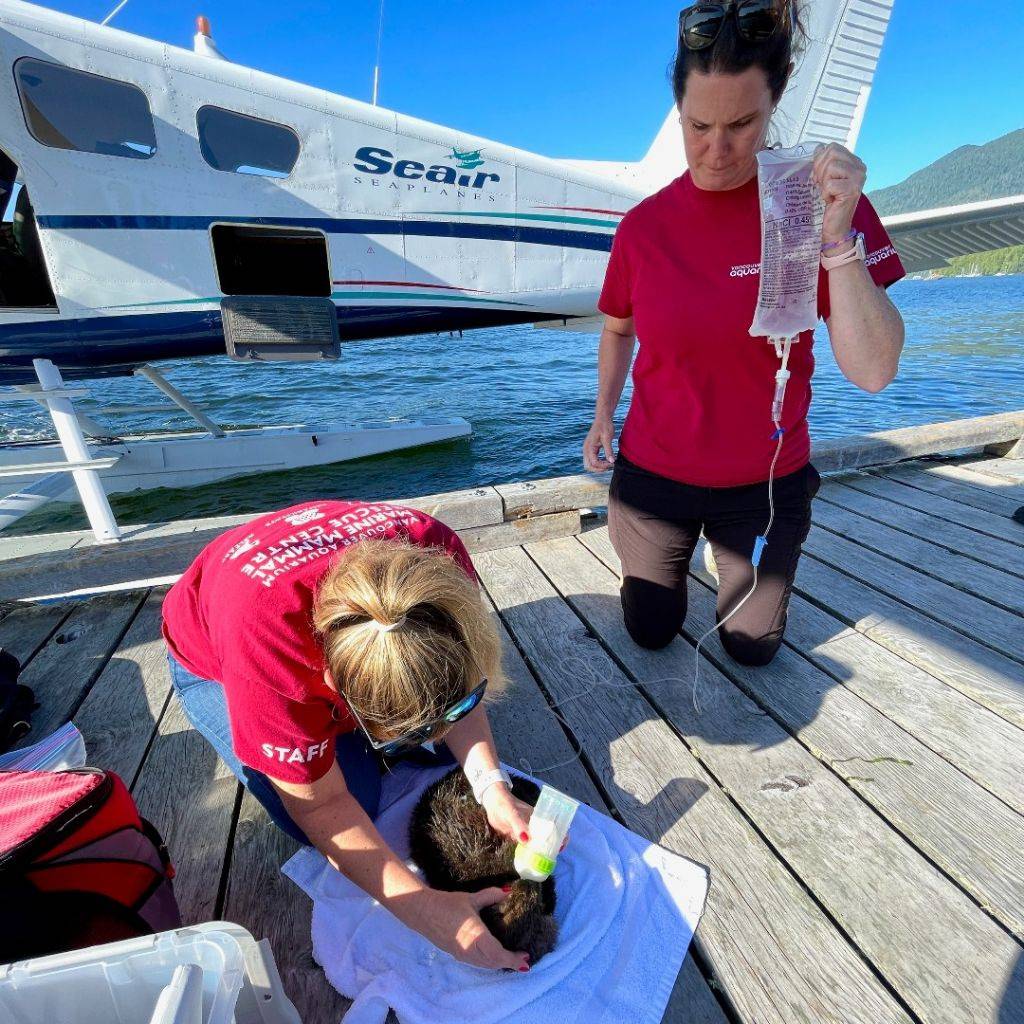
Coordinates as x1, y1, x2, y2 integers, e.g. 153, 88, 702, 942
748, 143, 825, 342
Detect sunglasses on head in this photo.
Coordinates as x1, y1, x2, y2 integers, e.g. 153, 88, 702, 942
345, 679, 488, 757
679, 0, 791, 51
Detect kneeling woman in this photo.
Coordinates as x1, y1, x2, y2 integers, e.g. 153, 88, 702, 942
162, 500, 531, 972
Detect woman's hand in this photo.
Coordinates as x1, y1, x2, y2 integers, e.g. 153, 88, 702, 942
810, 143, 867, 244
482, 784, 570, 852
415, 888, 530, 972
583, 416, 616, 472
482, 784, 533, 843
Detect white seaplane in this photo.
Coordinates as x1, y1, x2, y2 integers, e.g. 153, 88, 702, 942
1, 0, 1022, 541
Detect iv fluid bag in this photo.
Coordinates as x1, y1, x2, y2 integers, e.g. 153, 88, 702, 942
749, 144, 825, 342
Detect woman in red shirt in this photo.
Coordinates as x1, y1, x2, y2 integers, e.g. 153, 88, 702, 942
162, 500, 532, 973
583, 0, 905, 664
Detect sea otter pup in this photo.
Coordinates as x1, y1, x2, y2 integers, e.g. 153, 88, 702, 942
408, 769, 558, 964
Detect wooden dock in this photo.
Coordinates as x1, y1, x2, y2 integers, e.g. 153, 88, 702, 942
0, 427, 1022, 1022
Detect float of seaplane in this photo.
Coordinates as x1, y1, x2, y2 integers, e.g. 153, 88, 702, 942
1, 0, 1023, 541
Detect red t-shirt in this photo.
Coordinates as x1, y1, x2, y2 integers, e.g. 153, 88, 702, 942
598, 171, 906, 487
162, 500, 475, 783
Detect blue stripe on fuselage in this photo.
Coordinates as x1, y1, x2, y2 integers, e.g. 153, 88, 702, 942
0, 304, 569, 385
36, 215, 615, 253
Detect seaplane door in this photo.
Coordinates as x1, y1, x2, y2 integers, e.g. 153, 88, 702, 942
0, 146, 57, 310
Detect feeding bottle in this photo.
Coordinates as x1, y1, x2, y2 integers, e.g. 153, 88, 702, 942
514, 785, 579, 882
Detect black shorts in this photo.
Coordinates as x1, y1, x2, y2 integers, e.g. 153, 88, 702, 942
607, 454, 821, 666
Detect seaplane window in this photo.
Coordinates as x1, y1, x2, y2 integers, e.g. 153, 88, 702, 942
14, 59, 156, 160
197, 106, 300, 178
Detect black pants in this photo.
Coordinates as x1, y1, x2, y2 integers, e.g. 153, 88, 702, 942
608, 455, 821, 666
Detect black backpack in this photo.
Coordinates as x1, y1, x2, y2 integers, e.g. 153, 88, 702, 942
0, 649, 36, 754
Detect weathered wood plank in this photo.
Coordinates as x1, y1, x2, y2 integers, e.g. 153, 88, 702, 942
803, 525, 1024, 664
879, 462, 1024, 517
484, 594, 607, 808
481, 593, 725, 1024
966, 457, 1024, 484
0, 532, 83, 558
0, 528, 225, 602
611, 536, 1024, 940
73, 591, 173, 786
813, 488, 1024, 611
685, 540, 1024, 819
476, 546, 910, 1024
393, 486, 504, 530
11, 592, 146, 747
585, 527, 1024, 940
810, 410, 1024, 472
793, 550, 1024, 731
827, 475, 1024, 557
496, 474, 611, 519
492, 413, 1024, 520
132, 691, 239, 924
458, 510, 581, 554
542, 532, 1024, 1024
0, 600, 70, 666
224, 791, 350, 1024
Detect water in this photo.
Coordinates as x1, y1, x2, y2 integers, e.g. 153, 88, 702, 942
4, 274, 1023, 534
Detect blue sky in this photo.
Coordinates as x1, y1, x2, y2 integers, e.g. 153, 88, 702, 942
38, 1, 1024, 191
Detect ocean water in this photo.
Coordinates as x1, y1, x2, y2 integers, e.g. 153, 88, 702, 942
4, 273, 1023, 534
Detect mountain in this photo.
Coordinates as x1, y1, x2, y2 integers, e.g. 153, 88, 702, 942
867, 128, 1024, 216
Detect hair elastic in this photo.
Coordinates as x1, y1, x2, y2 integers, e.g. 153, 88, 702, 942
366, 615, 407, 634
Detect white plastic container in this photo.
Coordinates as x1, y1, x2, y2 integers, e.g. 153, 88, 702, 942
514, 785, 579, 882
0, 922, 299, 1024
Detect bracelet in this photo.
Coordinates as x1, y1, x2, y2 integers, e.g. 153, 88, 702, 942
467, 766, 511, 804
821, 229, 857, 253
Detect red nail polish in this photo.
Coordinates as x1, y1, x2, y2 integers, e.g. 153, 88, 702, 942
520, 831, 529, 842
501, 884, 512, 893
519, 965, 530, 973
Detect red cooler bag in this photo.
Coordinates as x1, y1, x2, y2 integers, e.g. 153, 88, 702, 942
0, 768, 180, 962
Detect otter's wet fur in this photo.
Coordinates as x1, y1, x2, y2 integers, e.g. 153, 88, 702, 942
408, 769, 558, 964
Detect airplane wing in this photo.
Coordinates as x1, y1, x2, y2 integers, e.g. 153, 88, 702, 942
881, 195, 1024, 273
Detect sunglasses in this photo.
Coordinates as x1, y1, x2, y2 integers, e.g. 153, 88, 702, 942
679, 0, 790, 51
344, 679, 488, 757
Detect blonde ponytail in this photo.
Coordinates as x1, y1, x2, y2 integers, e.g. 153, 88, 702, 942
313, 539, 504, 738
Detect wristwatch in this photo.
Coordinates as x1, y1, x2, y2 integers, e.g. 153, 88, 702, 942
821, 231, 866, 271
467, 766, 512, 804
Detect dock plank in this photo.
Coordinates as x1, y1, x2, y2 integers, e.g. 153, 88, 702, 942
966, 458, 1024, 484
223, 792, 350, 1024
804, 525, 1024, 663
0, 601, 70, 667
12, 592, 146, 746
812, 489, 1024, 612
690, 542, 1024, 818
879, 462, 1024, 517
73, 591, 173, 786
536, 533, 1024, 1024
482, 594, 726, 1024
827, 475, 1024, 557
581, 528, 1024, 939
131, 691, 239, 924
793, 552, 1024, 730
682, 601, 1024, 939
476, 545, 911, 1024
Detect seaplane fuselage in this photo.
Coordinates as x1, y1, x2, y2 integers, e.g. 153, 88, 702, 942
0, 0, 642, 385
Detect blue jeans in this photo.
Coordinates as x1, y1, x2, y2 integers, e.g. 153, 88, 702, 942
166, 652, 453, 845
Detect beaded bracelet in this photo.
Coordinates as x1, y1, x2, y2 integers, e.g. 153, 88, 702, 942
821, 229, 858, 253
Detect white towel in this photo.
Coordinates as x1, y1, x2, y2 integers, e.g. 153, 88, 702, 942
283, 764, 708, 1024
